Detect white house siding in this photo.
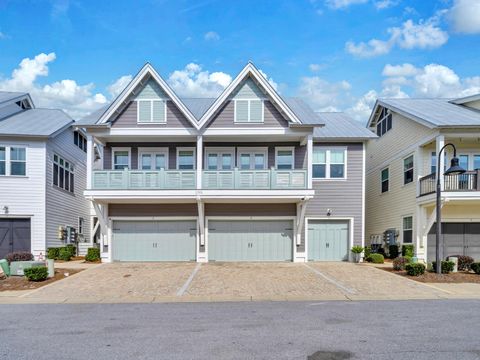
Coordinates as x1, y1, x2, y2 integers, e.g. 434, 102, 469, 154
0, 137, 46, 257
45, 128, 90, 250
365, 113, 436, 247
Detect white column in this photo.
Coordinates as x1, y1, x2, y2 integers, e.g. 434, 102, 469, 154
307, 134, 313, 189
436, 135, 445, 191
415, 145, 423, 197
86, 135, 94, 189
196, 135, 203, 189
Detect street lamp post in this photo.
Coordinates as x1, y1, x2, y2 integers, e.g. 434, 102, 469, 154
435, 143, 466, 274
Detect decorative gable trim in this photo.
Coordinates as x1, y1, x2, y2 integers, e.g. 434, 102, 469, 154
98, 63, 199, 129
197, 62, 301, 129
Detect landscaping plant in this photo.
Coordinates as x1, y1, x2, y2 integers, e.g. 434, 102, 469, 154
364, 246, 372, 260
471, 263, 480, 275
392, 256, 410, 271
66, 244, 77, 258
447, 255, 474, 271
388, 244, 399, 259
431, 261, 455, 274
47, 247, 60, 260
405, 263, 425, 276
85, 248, 101, 262
351, 246, 364, 254
401, 244, 414, 258
58, 247, 72, 261
24, 267, 49, 282
369, 253, 384, 264
5, 251, 34, 264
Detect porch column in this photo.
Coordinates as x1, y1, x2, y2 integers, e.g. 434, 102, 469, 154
307, 134, 313, 189
415, 146, 423, 197
415, 205, 427, 261
436, 135, 445, 191
196, 135, 203, 189
86, 135, 94, 189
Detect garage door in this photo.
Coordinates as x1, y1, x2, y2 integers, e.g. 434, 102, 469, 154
427, 223, 480, 261
308, 220, 349, 261
112, 220, 197, 261
208, 220, 293, 261
0, 219, 31, 259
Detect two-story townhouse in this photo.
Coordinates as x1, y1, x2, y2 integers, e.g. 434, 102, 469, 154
0, 91, 92, 258
365, 95, 480, 262
77, 62, 373, 263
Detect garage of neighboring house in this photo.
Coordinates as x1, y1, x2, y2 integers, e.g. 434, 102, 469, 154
427, 223, 480, 261
112, 220, 197, 261
207, 219, 294, 261
0, 218, 31, 259
307, 219, 350, 261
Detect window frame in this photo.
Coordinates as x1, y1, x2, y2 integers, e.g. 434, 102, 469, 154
204, 147, 235, 170
176, 147, 196, 170
381, 167, 389, 193
136, 99, 167, 124
111, 147, 131, 170
137, 147, 169, 170
402, 215, 413, 244
78, 217, 84, 235
0, 145, 27, 177
236, 147, 268, 170
233, 99, 265, 123
275, 146, 295, 170
312, 146, 347, 180
53, 153, 75, 194
375, 107, 393, 137
74, 131, 87, 152
403, 154, 414, 185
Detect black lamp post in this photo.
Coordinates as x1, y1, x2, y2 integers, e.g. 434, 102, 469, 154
435, 143, 466, 274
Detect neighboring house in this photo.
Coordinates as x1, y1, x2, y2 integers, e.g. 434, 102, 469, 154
0, 91, 91, 259
365, 95, 480, 262
77, 62, 373, 263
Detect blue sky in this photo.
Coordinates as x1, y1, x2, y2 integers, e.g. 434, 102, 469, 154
0, 0, 479, 122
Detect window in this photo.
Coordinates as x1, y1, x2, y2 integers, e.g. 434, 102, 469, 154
431, 152, 436, 174
74, 131, 87, 152
78, 217, 84, 235
234, 99, 264, 123
112, 149, 130, 170
474, 155, 480, 170
381, 168, 389, 193
0, 147, 5, 175
138, 148, 168, 170
53, 154, 74, 193
0, 146, 26, 176
403, 216, 413, 243
312, 147, 346, 179
237, 148, 267, 170
275, 148, 294, 170
204, 148, 235, 170
177, 149, 195, 170
137, 100, 166, 123
376, 107, 392, 137
403, 155, 414, 185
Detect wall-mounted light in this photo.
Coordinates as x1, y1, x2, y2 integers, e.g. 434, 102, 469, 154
327, 209, 332, 217
3, 206, 8, 215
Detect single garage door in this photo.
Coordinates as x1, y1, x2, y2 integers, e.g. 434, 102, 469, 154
308, 220, 349, 261
0, 219, 31, 259
427, 223, 480, 261
112, 220, 197, 261
208, 220, 293, 261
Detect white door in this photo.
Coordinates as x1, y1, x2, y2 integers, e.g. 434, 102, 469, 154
139, 149, 168, 170
237, 148, 268, 170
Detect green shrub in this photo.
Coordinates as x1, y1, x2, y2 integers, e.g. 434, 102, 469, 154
46, 247, 60, 260
5, 251, 34, 264
65, 244, 76, 257
85, 248, 100, 262
447, 255, 474, 271
402, 244, 415, 258
389, 245, 399, 259
369, 253, 384, 264
351, 246, 364, 254
364, 246, 372, 260
393, 256, 410, 271
431, 261, 455, 274
24, 266, 48, 282
58, 247, 72, 261
471, 263, 480, 275
405, 263, 425, 276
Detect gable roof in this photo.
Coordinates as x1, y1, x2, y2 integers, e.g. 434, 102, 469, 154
197, 62, 302, 128
303, 112, 376, 140
449, 93, 480, 105
368, 98, 480, 129
0, 108, 73, 137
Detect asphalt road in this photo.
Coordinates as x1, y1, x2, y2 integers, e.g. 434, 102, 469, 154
1, 300, 480, 360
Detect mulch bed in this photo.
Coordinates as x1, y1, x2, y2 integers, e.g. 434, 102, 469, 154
0, 268, 82, 291
381, 267, 480, 283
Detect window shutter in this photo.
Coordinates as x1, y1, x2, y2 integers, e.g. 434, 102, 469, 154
235, 100, 249, 122
138, 101, 152, 122
249, 100, 263, 122
152, 100, 166, 123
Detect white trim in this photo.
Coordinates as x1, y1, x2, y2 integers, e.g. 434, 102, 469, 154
312, 146, 347, 180
137, 147, 169, 170
176, 147, 196, 170
0, 144, 27, 177
233, 99, 265, 123
236, 146, 268, 170
86, 135, 94, 189
403, 152, 415, 186
361, 142, 366, 250
274, 146, 295, 170
401, 214, 414, 244
307, 134, 313, 188
204, 147, 235, 170
136, 99, 167, 124
304, 217, 355, 262
111, 147, 131, 170
380, 166, 390, 193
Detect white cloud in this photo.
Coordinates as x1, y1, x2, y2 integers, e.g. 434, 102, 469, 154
0, 52, 107, 118
297, 76, 351, 112
309, 63, 327, 72
346, 17, 448, 57
346, 90, 378, 122
374, 0, 399, 9
325, 0, 368, 9
382, 63, 419, 77
448, 0, 480, 34
258, 69, 279, 91
107, 75, 133, 98
204, 31, 220, 41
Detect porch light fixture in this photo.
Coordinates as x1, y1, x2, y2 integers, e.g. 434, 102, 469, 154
435, 143, 466, 274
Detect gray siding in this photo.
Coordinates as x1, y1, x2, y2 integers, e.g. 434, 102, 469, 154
111, 101, 193, 128
109, 203, 197, 217
303, 142, 364, 251
205, 203, 296, 217
207, 100, 289, 128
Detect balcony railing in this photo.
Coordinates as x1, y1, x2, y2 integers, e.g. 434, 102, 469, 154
202, 168, 307, 189
418, 170, 480, 197
92, 169, 196, 190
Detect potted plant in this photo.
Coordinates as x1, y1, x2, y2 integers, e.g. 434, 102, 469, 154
351, 245, 364, 263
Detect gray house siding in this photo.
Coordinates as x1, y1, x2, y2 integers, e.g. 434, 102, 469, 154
109, 203, 197, 217
205, 203, 296, 217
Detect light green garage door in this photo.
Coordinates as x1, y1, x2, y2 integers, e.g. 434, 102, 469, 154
308, 220, 349, 261
208, 220, 293, 261
112, 220, 197, 261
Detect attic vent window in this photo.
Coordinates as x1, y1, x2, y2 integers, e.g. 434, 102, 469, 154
234, 99, 264, 123
137, 100, 166, 123
74, 131, 87, 153
376, 107, 392, 137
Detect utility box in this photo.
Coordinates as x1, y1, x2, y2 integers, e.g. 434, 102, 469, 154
383, 229, 397, 246
9, 261, 45, 276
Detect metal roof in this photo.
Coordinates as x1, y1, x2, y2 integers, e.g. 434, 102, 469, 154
378, 98, 480, 128
310, 112, 377, 139
283, 98, 324, 125
449, 93, 480, 105
180, 98, 216, 120
0, 108, 73, 137
0, 91, 28, 105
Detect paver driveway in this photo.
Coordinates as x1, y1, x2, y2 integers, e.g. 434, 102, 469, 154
6, 261, 451, 304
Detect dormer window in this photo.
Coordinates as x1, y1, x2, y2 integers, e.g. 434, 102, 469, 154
137, 100, 166, 123
376, 107, 392, 137
234, 99, 264, 123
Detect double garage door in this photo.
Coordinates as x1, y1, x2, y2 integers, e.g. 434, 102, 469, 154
427, 223, 480, 261
0, 219, 31, 259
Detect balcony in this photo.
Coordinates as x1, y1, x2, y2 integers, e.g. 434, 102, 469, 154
419, 170, 480, 197
202, 169, 307, 189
